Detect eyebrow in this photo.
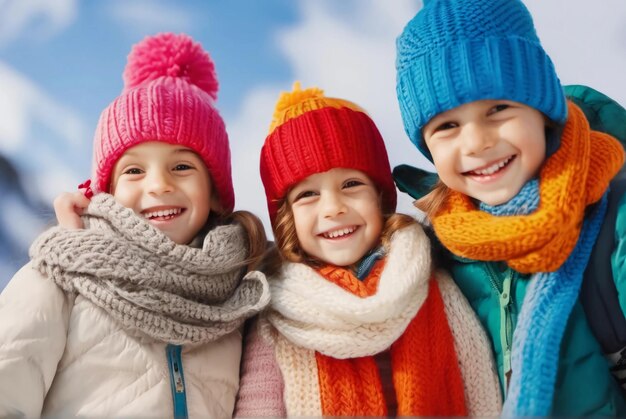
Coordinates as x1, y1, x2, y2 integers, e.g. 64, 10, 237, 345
173, 148, 198, 156
120, 147, 198, 158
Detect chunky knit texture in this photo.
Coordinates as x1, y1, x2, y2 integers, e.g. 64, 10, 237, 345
92, 33, 234, 212
431, 102, 625, 273
234, 319, 288, 417
249, 225, 502, 416
235, 280, 502, 417
478, 178, 611, 415
29, 194, 270, 344
314, 272, 466, 416
504, 192, 608, 416
396, 0, 567, 161
265, 224, 432, 358
260, 83, 397, 224
435, 270, 503, 416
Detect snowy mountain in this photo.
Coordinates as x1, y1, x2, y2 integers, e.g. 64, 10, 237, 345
0, 154, 54, 289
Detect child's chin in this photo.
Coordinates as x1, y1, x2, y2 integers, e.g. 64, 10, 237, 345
477, 190, 517, 207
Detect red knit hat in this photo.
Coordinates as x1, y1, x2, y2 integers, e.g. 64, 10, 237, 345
91, 33, 234, 213
260, 83, 397, 226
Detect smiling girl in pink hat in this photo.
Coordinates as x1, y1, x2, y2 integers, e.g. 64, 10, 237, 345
0, 32, 269, 417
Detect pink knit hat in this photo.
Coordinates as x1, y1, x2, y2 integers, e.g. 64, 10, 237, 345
92, 32, 234, 213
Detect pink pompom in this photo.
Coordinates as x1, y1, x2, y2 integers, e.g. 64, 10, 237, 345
123, 32, 218, 100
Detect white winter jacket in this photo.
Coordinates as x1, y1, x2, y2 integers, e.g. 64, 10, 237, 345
0, 262, 241, 418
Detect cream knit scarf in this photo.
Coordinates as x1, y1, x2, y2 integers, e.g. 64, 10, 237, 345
266, 224, 431, 358
30, 193, 270, 344
261, 224, 502, 416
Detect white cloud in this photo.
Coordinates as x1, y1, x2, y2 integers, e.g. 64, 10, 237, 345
0, 62, 85, 151
227, 87, 278, 236
0, 0, 77, 47
107, 0, 194, 34
0, 62, 90, 202
523, 0, 626, 106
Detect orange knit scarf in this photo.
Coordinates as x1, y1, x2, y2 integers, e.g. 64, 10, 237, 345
431, 102, 624, 273
314, 262, 468, 416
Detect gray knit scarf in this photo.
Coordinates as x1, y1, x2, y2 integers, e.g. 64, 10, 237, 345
29, 193, 270, 345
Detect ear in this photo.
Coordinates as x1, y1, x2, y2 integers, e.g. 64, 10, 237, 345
210, 193, 224, 214
376, 190, 388, 218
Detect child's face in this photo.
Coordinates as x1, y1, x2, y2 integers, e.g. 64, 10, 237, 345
287, 168, 383, 267
423, 100, 546, 206
111, 141, 213, 245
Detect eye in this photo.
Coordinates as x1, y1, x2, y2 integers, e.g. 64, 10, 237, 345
489, 104, 510, 115
296, 190, 316, 200
343, 179, 364, 189
432, 121, 458, 133
173, 163, 193, 171
291, 190, 319, 203
123, 167, 143, 175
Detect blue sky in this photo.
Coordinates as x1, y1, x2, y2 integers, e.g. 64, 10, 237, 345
0, 0, 625, 286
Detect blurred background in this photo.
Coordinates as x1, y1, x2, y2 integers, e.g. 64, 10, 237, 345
0, 0, 625, 290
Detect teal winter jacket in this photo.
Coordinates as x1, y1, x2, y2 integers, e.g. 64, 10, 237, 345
450, 258, 625, 416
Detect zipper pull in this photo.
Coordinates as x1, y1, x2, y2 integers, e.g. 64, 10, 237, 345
173, 360, 185, 393
166, 344, 189, 419
500, 273, 513, 393
500, 273, 512, 306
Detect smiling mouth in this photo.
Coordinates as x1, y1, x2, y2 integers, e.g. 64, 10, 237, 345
142, 208, 184, 221
464, 155, 515, 176
320, 226, 358, 239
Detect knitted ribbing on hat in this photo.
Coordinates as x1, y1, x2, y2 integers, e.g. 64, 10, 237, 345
258, 226, 501, 416
93, 33, 234, 212
29, 194, 270, 344
431, 102, 624, 273
260, 83, 397, 224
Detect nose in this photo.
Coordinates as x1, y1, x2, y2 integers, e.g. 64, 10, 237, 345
460, 122, 497, 155
320, 190, 347, 219
146, 170, 174, 195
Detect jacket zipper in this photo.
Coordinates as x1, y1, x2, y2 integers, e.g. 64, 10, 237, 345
486, 264, 513, 394
166, 344, 189, 419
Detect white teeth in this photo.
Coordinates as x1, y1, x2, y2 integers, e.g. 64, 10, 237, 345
323, 226, 356, 239
143, 208, 182, 219
470, 156, 512, 176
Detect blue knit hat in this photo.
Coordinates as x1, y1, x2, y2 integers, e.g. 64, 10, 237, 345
396, 0, 567, 162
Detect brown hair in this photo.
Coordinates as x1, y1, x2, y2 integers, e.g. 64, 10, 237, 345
414, 180, 451, 220
265, 197, 418, 276
210, 210, 268, 273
